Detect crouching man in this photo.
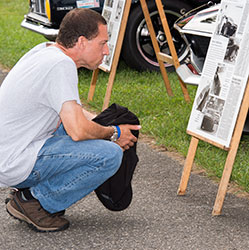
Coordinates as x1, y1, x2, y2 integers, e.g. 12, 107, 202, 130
0, 8, 140, 232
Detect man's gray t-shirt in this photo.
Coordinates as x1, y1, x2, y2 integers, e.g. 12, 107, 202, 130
0, 42, 81, 187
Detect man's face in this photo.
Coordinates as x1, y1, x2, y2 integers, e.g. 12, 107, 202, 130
80, 24, 109, 70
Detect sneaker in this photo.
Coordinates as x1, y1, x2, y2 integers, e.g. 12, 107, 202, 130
5, 188, 65, 216
5, 188, 18, 204
6, 191, 69, 232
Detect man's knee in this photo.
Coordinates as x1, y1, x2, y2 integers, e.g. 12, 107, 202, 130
104, 142, 123, 174
110, 142, 123, 166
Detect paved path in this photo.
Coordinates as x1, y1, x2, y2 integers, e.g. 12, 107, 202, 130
1, 70, 249, 249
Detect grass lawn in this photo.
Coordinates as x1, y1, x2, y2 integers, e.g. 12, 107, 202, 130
1, 0, 249, 192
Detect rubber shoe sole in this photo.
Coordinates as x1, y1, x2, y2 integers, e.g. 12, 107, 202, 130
5, 189, 66, 216
6, 199, 69, 232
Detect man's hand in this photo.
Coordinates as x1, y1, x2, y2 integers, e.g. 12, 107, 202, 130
115, 124, 141, 151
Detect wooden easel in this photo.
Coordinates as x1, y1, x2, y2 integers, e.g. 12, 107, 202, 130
88, 0, 190, 110
177, 80, 249, 215
87, 0, 132, 111
138, 0, 173, 98
139, 0, 190, 102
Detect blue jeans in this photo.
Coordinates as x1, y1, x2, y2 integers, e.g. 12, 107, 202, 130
15, 124, 123, 213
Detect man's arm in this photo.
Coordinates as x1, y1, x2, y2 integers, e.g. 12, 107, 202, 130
60, 100, 113, 141
82, 107, 96, 120
60, 101, 140, 150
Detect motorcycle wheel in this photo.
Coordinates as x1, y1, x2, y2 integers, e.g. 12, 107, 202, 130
122, 0, 192, 72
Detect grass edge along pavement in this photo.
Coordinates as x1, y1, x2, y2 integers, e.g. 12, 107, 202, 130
0, 0, 248, 194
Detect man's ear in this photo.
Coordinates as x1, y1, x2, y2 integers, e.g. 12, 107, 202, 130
78, 36, 88, 49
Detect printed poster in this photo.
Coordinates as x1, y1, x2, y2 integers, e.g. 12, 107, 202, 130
100, 0, 126, 71
187, 0, 249, 147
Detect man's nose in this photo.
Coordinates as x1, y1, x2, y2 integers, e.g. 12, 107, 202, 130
104, 43, 109, 55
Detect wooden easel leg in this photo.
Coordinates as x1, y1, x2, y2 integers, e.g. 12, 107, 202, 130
159, 62, 174, 96
155, 0, 190, 102
212, 82, 249, 216
212, 148, 238, 216
102, 68, 116, 111
178, 78, 191, 103
140, 0, 173, 96
88, 68, 99, 101
177, 136, 199, 195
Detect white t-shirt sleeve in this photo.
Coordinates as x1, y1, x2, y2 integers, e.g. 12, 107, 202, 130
45, 59, 81, 114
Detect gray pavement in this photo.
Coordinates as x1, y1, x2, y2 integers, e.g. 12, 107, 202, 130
1, 70, 249, 249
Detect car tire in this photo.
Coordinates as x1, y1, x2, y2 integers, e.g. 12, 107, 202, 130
122, 0, 193, 72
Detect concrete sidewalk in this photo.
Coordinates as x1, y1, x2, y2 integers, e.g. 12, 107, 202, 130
1, 70, 249, 249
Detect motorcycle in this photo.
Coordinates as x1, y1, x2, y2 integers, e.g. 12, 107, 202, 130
174, 2, 249, 133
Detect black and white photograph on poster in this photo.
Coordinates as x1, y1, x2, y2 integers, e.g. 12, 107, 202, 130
196, 84, 211, 112
215, 2, 241, 38
200, 96, 225, 135
115, 1, 124, 21
108, 22, 114, 40
105, 0, 114, 8
215, 3, 228, 35
103, 44, 114, 67
224, 37, 240, 63
102, 9, 112, 23
210, 64, 225, 96
100, 0, 126, 72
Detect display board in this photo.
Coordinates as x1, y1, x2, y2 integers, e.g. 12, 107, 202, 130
178, 0, 249, 216
100, 0, 126, 72
187, 0, 249, 148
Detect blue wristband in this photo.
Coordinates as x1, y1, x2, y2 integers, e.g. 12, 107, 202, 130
115, 125, 121, 139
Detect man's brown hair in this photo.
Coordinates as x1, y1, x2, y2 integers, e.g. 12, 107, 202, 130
56, 8, 107, 48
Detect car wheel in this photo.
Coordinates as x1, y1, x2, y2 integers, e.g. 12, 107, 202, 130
122, 0, 193, 72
